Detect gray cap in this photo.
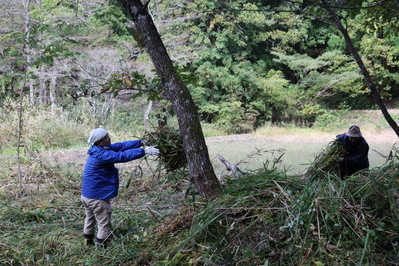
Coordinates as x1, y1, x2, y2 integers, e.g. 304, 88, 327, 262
88, 128, 108, 146
346, 124, 362, 137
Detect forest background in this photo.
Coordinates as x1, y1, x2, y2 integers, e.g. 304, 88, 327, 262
2, 0, 399, 265
2, 0, 399, 136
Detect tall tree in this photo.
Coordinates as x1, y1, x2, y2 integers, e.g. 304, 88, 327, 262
118, 0, 222, 198
283, 0, 399, 137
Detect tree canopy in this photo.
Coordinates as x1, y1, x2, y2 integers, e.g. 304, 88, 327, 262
1, 0, 399, 132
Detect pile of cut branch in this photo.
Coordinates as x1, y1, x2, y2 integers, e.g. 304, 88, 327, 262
142, 126, 187, 172
304, 139, 346, 179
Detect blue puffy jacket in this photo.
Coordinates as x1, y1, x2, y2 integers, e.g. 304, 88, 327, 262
82, 140, 145, 200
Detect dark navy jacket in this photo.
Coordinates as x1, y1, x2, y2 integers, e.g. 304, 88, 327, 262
336, 133, 369, 175
82, 140, 145, 200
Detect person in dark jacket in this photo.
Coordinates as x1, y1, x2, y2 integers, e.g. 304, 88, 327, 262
336, 124, 369, 178
81, 128, 159, 247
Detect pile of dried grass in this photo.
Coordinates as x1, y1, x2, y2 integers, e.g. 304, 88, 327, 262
142, 126, 187, 172
133, 146, 399, 265
304, 139, 346, 179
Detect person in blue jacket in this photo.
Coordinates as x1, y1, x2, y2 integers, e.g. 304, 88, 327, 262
81, 128, 159, 247
336, 124, 369, 178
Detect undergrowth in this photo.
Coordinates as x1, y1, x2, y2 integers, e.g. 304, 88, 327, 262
2, 104, 399, 265
1, 142, 399, 265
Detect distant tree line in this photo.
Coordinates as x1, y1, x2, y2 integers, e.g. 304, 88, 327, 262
1, 0, 398, 133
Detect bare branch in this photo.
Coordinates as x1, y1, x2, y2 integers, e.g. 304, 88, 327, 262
217, 155, 244, 178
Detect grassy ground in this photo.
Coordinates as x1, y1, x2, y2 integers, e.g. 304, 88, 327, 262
19, 124, 395, 178
1, 107, 399, 265
2, 146, 399, 265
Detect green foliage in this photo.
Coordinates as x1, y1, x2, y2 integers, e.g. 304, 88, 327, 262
272, 48, 376, 112
175, 0, 399, 131
353, 14, 399, 100
104, 71, 163, 101
2, 0, 399, 133
143, 126, 187, 172
181, 1, 292, 131
90, 3, 136, 40
282, 0, 399, 107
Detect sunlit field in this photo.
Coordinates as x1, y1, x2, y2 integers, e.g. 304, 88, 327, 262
207, 125, 397, 176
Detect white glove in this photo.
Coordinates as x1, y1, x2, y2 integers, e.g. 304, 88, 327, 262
145, 146, 159, 157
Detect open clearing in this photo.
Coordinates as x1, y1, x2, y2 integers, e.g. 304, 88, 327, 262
206, 129, 398, 176
39, 109, 399, 177
44, 127, 399, 178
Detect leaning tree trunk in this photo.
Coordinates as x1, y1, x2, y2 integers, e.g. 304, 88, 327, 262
301, 0, 399, 138
286, 0, 399, 138
326, 6, 399, 137
342, 36, 399, 137
119, 0, 222, 198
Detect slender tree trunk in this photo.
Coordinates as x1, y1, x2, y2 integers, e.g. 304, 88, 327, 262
285, 0, 399, 137
16, 84, 24, 194
17, 0, 32, 194
29, 82, 34, 104
325, 4, 399, 137
50, 75, 57, 115
144, 100, 153, 130
119, 0, 221, 198
39, 76, 47, 104
22, 0, 37, 105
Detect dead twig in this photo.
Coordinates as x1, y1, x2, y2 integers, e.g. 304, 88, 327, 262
217, 155, 244, 178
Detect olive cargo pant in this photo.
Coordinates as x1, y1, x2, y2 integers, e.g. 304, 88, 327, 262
81, 195, 112, 241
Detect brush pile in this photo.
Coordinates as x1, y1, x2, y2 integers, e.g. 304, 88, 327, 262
304, 139, 346, 179
136, 144, 399, 265
142, 126, 187, 172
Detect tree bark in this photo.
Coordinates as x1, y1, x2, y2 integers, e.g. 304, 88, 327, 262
39, 76, 47, 104
118, 0, 222, 198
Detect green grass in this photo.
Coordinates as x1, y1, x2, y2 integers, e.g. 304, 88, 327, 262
3, 164, 399, 265
2, 104, 399, 265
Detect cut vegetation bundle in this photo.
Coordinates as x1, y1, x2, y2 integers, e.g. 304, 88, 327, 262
135, 144, 399, 265
142, 126, 187, 172
305, 139, 346, 179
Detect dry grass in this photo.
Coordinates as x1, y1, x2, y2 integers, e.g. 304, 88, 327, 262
2, 106, 399, 265
206, 127, 396, 176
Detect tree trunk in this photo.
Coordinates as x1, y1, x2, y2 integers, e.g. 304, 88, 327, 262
119, 0, 222, 198
144, 100, 153, 130
50, 75, 57, 115
39, 76, 47, 104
